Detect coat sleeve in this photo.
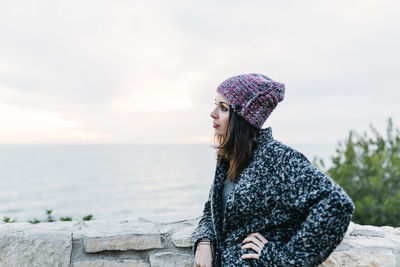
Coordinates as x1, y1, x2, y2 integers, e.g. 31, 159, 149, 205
191, 183, 217, 255
258, 149, 355, 267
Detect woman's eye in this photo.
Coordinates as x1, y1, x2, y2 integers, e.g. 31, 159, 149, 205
214, 103, 228, 111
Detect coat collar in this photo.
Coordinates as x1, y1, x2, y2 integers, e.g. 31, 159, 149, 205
213, 126, 274, 186
255, 126, 273, 144
211, 126, 274, 241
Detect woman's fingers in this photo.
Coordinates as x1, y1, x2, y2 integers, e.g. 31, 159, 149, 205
241, 252, 259, 260
241, 232, 269, 261
242, 235, 264, 248
246, 232, 269, 244
241, 242, 261, 253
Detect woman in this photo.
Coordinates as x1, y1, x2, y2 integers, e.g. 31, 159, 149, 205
191, 73, 354, 267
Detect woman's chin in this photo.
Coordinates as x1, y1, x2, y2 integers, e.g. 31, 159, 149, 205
214, 131, 225, 138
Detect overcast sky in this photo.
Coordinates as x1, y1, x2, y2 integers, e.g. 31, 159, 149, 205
0, 0, 399, 161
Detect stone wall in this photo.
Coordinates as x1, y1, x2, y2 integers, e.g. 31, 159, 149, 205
0, 217, 399, 267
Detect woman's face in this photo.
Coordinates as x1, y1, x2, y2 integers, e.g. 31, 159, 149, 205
210, 93, 230, 137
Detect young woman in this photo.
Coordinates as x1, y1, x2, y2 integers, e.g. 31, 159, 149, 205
191, 73, 354, 267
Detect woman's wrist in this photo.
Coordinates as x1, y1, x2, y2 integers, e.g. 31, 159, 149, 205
196, 238, 212, 250
197, 241, 211, 250
198, 238, 211, 245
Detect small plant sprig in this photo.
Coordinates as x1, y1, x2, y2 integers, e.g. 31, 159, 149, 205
3, 216, 17, 223
28, 218, 41, 224
82, 214, 93, 221
46, 209, 56, 222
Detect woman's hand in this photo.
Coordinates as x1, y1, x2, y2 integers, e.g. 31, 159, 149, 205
241, 232, 269, 260
194, 240, 214, 267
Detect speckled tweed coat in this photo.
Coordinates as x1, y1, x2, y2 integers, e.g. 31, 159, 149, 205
191, 127, 355, 267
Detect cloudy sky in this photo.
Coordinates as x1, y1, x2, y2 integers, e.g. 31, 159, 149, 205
0, 0, 399, 160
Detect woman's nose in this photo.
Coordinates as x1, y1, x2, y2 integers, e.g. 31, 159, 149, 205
210, 108, 218, 119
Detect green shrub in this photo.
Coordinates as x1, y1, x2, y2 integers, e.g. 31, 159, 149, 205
314, 117, 400, 227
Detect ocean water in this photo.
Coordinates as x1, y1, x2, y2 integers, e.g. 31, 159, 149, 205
0, 144, 217, 222
0, 143, 333, 223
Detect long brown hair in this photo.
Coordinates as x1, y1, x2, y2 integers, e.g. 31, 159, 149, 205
212, 109, 259, 183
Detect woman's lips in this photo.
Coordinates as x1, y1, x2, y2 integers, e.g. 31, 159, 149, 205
213, 122, 220, 128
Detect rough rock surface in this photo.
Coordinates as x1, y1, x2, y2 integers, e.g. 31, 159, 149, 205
0, 219, 399, 266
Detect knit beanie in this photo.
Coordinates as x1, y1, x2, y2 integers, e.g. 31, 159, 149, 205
216, 73, 285, 129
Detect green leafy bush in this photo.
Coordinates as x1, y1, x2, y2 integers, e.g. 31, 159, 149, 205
314, 117, 400, 227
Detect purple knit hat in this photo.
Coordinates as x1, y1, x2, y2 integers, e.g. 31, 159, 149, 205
216, 73, 285, 129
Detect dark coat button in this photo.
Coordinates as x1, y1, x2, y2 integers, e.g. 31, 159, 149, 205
244, 92, 253, 100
